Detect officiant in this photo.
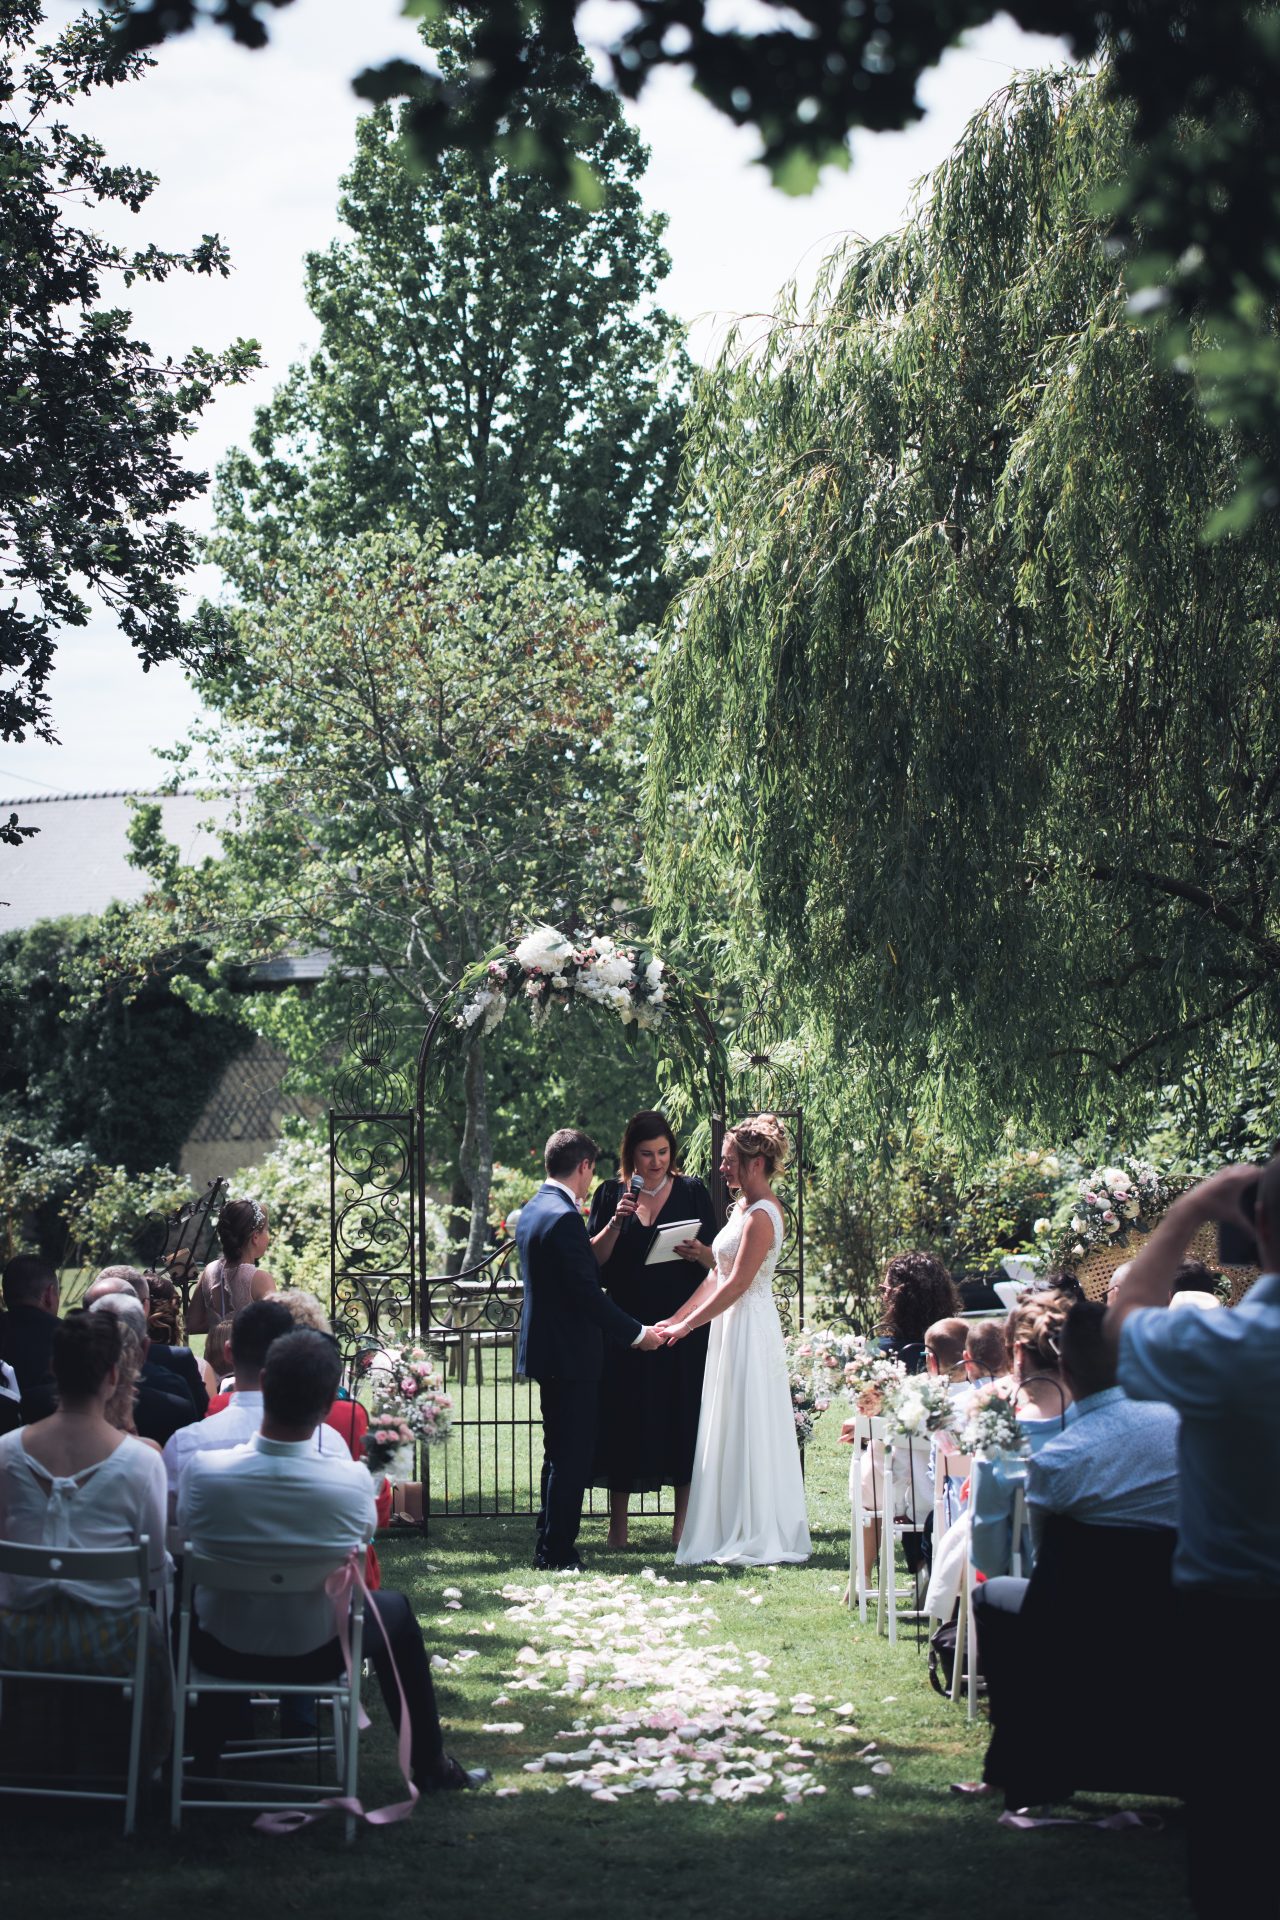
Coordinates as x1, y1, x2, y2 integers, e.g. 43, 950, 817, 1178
588, 1111, 717, 1550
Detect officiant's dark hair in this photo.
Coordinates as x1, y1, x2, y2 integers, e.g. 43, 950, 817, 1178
545, 1128, 599, 1178
619, 1110, 681, 1179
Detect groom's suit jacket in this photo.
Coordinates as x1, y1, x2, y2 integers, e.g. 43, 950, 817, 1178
516, 1181, 642, 1383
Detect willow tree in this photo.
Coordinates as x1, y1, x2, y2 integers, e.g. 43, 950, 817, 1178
647, 70, 1280, 1150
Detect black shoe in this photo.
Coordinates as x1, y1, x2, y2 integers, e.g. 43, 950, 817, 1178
534, 1551, 583, 1571
417, 1755, 490, 1793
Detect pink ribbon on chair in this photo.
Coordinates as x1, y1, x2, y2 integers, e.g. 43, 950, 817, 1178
253, 1550, 420, 1833
998, 1808, 1164, 1833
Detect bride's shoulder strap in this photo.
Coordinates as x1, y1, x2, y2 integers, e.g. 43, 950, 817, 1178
746, 1197, 784, 1237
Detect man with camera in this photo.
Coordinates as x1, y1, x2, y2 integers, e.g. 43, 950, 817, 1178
1106, 1156, 1280, 1917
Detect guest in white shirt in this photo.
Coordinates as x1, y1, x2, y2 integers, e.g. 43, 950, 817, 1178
178, 1329, 487, 1793
0, 1312, 171, 1762
163, 1299, 346, 1500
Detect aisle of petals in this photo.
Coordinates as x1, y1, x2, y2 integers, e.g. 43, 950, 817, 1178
434, 1567, 888, 1809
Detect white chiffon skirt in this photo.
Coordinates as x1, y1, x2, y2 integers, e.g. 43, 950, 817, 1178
676, 1289, 811, 1568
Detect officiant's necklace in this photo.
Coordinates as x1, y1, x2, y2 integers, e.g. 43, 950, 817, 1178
639, 1173, 672, 1197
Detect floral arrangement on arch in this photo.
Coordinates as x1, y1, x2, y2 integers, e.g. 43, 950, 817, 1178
362, 1344, 454, 1481
881, 1372, 957, 1443
456, 925, 669, 1036
958, 1384, 1027, 1461
1059, 1156, 1173, 1263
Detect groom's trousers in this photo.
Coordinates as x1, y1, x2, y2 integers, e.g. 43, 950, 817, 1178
536, 1377, 597, 1566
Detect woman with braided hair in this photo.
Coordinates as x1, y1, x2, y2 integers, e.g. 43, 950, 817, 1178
186, 1199, 277, 1335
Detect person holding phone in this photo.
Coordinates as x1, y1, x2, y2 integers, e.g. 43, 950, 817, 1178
1105, 1157, 1280, 1919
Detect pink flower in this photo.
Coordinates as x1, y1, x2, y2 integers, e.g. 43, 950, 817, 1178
401, 1377, 419, 1396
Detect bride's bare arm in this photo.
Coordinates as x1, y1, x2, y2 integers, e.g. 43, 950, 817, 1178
664, 1213, 774, 1338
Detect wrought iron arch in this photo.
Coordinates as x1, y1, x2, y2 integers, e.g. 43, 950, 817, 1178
329, 941, 804, 1527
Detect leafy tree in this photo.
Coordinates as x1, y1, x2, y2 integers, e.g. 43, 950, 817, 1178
647, 71, 1280, 1153
0, 913, 251, 1171
0, 0, 260, 839
112, 1, 1280, 525
214, 12, 688, 626
122, 527, 657, 1261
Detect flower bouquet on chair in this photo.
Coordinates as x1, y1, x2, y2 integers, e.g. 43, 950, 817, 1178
842, 1339, 907, 1417
363, 1345, 455, 1488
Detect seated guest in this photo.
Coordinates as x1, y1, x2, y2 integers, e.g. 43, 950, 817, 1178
0, 1254, 60, 1422
0, 1313, 170, 1764
0, 1356, 20, 1436
163, 1300, 348, 1498
199, 1316, 235, 1400
102, 1313, 154, 1448
186, 1198, 277, 1335
969, 1290, 1072, 1578
178, 1330, 486, 1793
924, 1317, 970, 1389
1107, 1157, 1280, 1916
1170, 1257, 1225, 1300
1168, 1289, 1222, 1313
879, 1251, 962, 1372
88, 1267, 207, 1415
87, 1294, 199, 1447
962, 1319, 1010, 1391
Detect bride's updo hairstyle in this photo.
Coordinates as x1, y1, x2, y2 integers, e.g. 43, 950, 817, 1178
218, 1198, 267, 1264
1005, 1289, 1070, 1378
726, 1113, 789, 1178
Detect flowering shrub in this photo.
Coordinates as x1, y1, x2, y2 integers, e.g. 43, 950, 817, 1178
363, 1343, 454, 1476
1058, 1156, 1173, 1263
783, 1327, 860, 1445
958, 1384, 1027, 1460
457, 924, 669, 1035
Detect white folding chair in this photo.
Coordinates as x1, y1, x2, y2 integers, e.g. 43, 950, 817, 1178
171, 1545, 366, 1840
0, 1536, 154, 1834
934, 1448, 972, 1545
847, 1413, 884, 1622
876, 1437, 933, 1642
949, 1458, 1023, 1720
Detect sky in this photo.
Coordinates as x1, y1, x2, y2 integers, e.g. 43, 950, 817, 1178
1, 1, 1067, 806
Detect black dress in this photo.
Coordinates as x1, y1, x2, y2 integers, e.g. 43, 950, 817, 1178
588, 1173, 717, 1493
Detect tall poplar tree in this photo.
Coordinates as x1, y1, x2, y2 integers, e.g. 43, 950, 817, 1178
215, 10, 689, 626
647, 70, 1280, 1151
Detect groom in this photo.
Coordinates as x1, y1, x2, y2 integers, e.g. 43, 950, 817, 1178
517, 1128, 660, 1569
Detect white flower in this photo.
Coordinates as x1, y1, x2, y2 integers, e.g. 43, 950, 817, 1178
1070, 1215, 1082, 1233
1122, 1199, 1140, 1219
1041, 1154, 1061, 1176
644, 956, 665, 990
1101, 1167, 1127, 1192
515, 925, 574, 973
1033, 1217, 1050, 1236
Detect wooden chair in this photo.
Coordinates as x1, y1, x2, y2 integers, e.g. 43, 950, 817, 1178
0, 1537, 155, 1834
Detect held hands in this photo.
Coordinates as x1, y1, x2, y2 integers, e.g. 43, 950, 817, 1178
652, 1319, 690, 1346
637, 1324, 662, 1352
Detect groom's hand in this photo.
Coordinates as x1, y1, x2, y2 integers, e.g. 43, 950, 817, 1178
637, 1325, 661, 1352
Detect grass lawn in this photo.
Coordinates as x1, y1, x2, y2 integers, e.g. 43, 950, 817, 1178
0, 1410, 1192, 1919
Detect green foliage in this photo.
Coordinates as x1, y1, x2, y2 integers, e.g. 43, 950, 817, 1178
0, 1115, 192, 1269
0, 0, 259, 809
121, 528, 661, 1260
0, 914, 252, 1175
214, 13, 689, 627
808, 1135, 1066, 1329
648, 70, 1280, 1156
113, 3, 1280, 534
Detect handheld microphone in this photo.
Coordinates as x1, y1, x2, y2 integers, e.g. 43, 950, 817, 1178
623, 1171, 644, 1228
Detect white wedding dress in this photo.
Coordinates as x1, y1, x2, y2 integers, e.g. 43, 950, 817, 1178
676, 1197, 811, 1567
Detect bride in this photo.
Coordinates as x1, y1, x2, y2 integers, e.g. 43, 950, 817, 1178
659, 1115, 811, 1567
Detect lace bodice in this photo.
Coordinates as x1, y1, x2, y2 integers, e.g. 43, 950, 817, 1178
713, 1198, 785, 1303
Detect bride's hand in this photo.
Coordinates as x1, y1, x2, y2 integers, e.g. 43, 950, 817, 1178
675, 1238, 713, 1267
661, 1320, 690, 1345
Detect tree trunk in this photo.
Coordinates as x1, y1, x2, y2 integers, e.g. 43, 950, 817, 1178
457, 1030, 493, 1271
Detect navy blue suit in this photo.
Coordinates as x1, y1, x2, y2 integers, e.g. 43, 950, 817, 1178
516, 1181, 642, 1565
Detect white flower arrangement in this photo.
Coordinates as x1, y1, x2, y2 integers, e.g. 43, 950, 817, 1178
958, 1384, 1027, 1461
456, 926, 671, 1035
1062, 1155, 1173, 1261
841, 1338, 907, 1416
783, 1327, 848, 1447
881, 1372, 957, 1441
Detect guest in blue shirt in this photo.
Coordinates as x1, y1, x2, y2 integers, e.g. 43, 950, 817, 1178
1107, 1157, 1280, 1920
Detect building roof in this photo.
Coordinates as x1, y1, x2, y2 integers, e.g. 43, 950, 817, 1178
0, 789, 235, 935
